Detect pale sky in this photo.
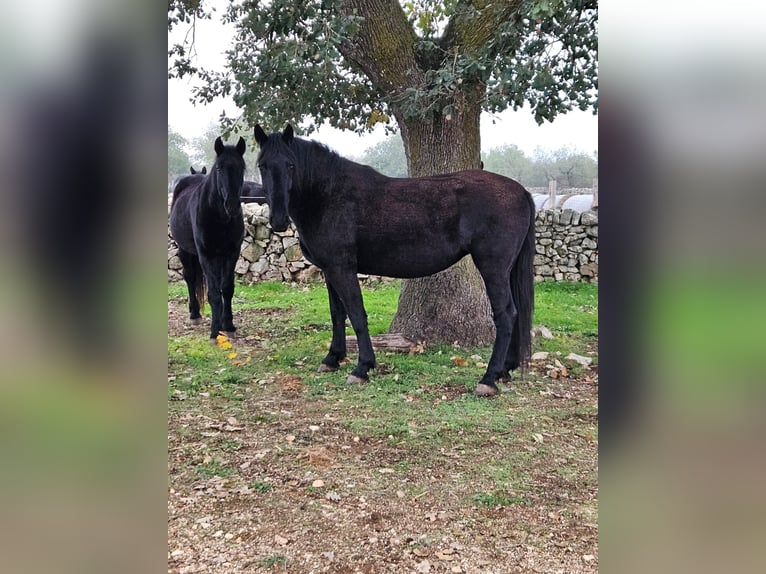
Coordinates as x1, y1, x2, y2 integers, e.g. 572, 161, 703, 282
168, 5, 598, 158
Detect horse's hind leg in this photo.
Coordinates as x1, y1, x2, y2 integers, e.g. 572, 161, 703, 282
179, 249, 203, 324
474, 265, 515, 397
322, 270, 375, 384
319, 282, 348, 372
500, 321, 521, 382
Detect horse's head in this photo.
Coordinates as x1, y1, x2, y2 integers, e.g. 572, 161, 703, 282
254, 123, 296, 233
212, 136, 246, 217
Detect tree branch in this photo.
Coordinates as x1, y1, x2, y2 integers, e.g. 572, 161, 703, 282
338, 0, 423, 95
440, 0, 526, 56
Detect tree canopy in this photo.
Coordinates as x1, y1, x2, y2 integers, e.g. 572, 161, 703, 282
168, 127, 193, 181
168, 0, 597, 136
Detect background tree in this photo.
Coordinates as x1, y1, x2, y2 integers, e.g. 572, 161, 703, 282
189, 122, 263, 182
353, 136, 408, 177
168, 127, 193, 183
528, 145, 597, 187
169, 0, 598, 346
481, 144, 530, 183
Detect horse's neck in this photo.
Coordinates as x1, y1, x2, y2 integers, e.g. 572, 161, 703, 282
198, 176, 226, 216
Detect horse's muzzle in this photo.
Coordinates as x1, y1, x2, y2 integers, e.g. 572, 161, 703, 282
271, 217, 290, 233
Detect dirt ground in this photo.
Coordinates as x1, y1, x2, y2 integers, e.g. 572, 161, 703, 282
168, 299, 598, 574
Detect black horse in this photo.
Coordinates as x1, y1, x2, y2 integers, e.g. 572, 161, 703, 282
254, 124, 535, 396
170, 170, 206, 204
169, 137, 246, 339
241, 180, 268, 204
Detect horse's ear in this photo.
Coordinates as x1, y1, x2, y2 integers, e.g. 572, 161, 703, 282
214, 136, 224, 155
282, 124, 294, 144
236, 137, 246, 156
254, 124, 268, 146
201, 166, 207, 174
190, 166, 197, 174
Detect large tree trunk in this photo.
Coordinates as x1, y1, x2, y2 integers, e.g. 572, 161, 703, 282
337, 0, 513, 346
389, 101, 494, 346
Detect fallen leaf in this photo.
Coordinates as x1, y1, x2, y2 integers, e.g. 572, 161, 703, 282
416, 559, 432, 573
274, 534, 289, 546
216, 334, 233, 349
451, 356, 468, 367
378, 468, 395, 474
312, 479, 325, 488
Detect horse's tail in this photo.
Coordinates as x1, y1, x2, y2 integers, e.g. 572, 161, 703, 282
511, 192, 536, 372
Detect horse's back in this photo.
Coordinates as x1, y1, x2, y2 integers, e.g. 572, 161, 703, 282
241, 181, 267, 204
363, 169, 530, 229
329, 168, 531, 277
169, 177, 201, 253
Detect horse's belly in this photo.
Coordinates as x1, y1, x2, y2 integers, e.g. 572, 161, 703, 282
356, 244, 464, 279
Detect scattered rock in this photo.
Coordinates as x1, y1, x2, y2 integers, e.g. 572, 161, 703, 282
566, 352, 593, 366
533, 326, 554, 339
416, 559, 432, 573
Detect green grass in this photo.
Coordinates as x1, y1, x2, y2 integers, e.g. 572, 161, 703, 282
533, 281, 598, 357
473, 491, 531, 507
169, 279, 598, 508
169, 278, 597, 399
193, 460, 237, 480
259, 555, 286, 569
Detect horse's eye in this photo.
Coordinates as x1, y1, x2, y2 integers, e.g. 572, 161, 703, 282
287, 163, 295, 170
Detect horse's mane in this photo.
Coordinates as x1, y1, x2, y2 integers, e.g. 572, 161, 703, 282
292, 136, 384, 192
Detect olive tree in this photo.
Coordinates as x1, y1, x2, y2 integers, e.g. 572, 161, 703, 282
169, 0, 597, 345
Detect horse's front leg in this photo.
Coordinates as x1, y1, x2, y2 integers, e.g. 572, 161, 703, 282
318, 281, 348, 372
220, 254, 238, 334
322, 270, 375, 384
200, 255, 225, 339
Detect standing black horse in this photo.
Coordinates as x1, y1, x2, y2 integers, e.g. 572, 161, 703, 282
169, 137, 246, 339
254, 124, 535, 396
241, 180, 268, 204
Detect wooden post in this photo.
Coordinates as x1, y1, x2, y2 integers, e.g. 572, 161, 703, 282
592, 177, 599, 209
548, 179, 557, 209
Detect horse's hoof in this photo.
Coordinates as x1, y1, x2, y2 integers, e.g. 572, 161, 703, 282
346, 374, 368, 385
190, 317, 202, 325
222, 330, 237, 338
318, 363, 338, 373
475, 383, 499, 397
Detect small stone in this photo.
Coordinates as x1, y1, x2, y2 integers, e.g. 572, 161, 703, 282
533, 326, 554, 339
566, 353, 593, 367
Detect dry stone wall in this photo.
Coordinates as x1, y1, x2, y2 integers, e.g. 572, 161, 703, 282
168, 202, 598, 284
533, 208, 598, 283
